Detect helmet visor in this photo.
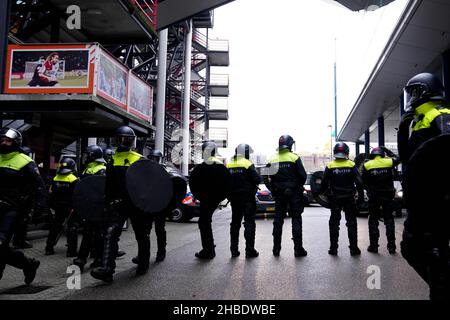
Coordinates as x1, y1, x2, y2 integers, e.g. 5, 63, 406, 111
403, 84, 424, 112
116, 136, 135, 148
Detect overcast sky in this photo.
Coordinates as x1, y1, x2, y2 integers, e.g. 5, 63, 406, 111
205, 0, 408, 160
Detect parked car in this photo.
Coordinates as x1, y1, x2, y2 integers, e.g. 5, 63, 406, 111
170, 188, 229, 222
303, 173, 315, 206
255, 184, 275, 213
170, 188, 200, 222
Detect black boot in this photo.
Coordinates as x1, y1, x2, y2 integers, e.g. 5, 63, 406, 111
195, 248, 216, 259
0, 263, 5, 281
350, 246, 361, 256
245, 248, 259, 258
90, 267, 113, 283
136, 262, 149, 275
132, 256, 139, 264
294, 247, 308, 257
73, 257, 86, 272
155, 250, 166, 262
328, 247, 338, 256
23, 258, 40, 285
230, 248, 240, 258
367, 244, 378, 253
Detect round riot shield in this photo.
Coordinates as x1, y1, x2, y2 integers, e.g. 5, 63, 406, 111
73, 175, 106, 223
126, 160, 173, 214
165, 165, 187, 210
310, 170, 331, 208
189, 162, 231, 203
404, 134, 450, 211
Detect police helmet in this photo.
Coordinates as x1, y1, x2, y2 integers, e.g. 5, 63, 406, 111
84, 145, 106, 164
235, 143, 253, 159
58, 157, 76, 174
0, 127, 22, 146
403, 73, 444, 112
115, 126, 136, 149
148, 149, 163, 164
278, 135, 295, 151
370, 147, 386, 159
202, 140, 217, 158
333, 142, 349, 159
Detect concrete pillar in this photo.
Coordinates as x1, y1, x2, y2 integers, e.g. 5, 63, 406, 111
377, 116, 385, 147
441, 50, 450, 99
364, 130, 370, 155
155, 28, 168, 153
182, 20, 192, 176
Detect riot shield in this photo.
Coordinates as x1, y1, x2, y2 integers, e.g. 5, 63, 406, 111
404, 134, 450, 212
73, 175, 106, 223
310, 170, 331, 208
189, 162, 231, 203
126, 160, 173, 214
165, 165, 188, 211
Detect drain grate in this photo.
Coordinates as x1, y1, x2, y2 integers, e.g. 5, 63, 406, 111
0, 285, 53, 295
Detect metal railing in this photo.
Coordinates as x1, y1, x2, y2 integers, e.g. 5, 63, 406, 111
130, 0, 158, 31
193, 29, 229, 52
210, 74, 229, 86
208, 97, 228, 110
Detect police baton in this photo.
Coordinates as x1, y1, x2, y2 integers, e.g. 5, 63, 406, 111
55, 209, 75, 244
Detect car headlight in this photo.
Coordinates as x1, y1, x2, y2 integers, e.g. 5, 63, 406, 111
396, 191, 403, 198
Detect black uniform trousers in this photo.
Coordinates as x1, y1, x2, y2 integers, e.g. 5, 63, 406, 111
229, 196, 257, 252
0, 206, 34, 277
46, 205, 78, 254
401, 206, 449, 300
100, 201, 149, 274
133, 211, 167, 267
367, 196, 396, 248
77, 221, 103, 263
272, 189, 304, 251
329, 197, 358, 250
198, 199, 220, 253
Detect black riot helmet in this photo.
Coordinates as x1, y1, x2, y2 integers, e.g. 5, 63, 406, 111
115, 125, 136, 150
148, 148, 163, 164
278, 134, 295, 151
370, 147, 386, 159
84, 145, 106, 164
235, 143, 253, 159
103, 148, 115, 164
333, 142, 350, 159
202, 140, 217, 159
403, 73, 445, 112
0, 127, 22, 146
57, 157, 76, 174
0, 127, 22, 154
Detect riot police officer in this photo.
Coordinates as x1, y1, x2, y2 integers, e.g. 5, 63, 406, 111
91, 126, 146, 282
73, 145, 107, 272
362, 147, 400, 254
194, 141, 225, 259
398, 72, 450, 300
131, 149, 168, 266
45, 157, 79, 256
0, 128, 48, 285
264, 135, 308, 257
227, 144, 261, 258
320, 142, 362, 256
12, 146, 34, 249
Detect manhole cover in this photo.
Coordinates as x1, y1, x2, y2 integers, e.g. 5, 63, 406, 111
0, 285, 53, 295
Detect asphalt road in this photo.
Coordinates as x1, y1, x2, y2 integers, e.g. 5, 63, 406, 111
71, 205, 428, 300
0, 205, 429, 300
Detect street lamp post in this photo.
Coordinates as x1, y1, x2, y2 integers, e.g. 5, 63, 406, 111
328, 125, 333, 160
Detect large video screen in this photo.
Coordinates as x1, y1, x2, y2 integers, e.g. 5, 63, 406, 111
4, 44, 95, 94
